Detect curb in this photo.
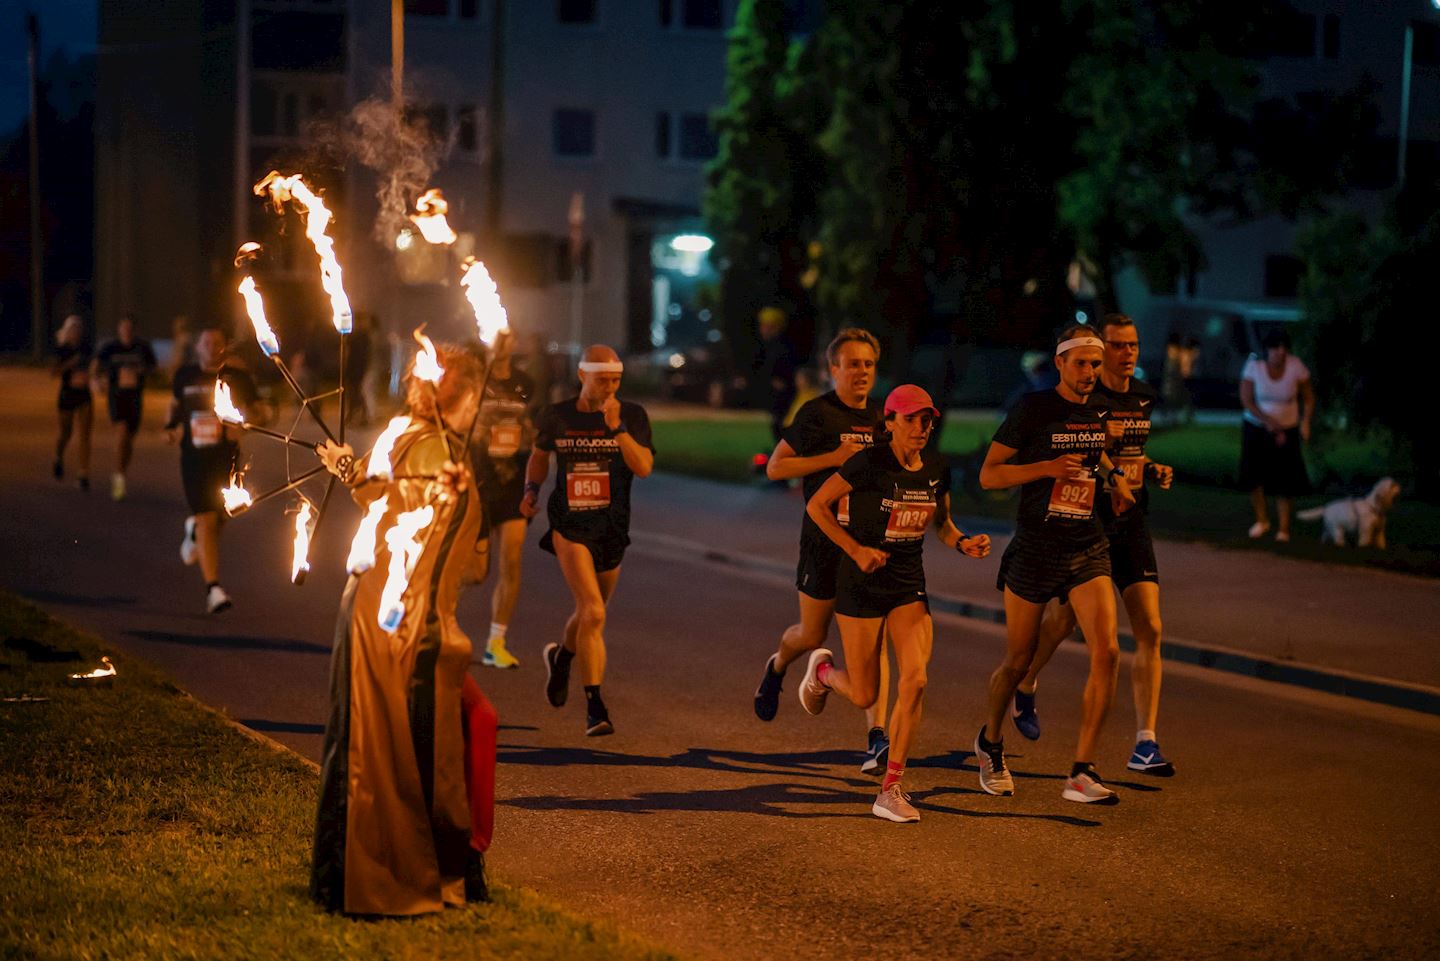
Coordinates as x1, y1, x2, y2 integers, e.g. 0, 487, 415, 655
629, 531, 1440, 717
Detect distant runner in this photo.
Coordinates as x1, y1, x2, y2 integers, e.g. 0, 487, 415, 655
51, 314, 94, 491
522, 345, 655, 736
92, 314, 158, 500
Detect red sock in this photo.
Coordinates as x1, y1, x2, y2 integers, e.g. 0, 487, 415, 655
815, 662, 834, 687
882, 760, 904, 790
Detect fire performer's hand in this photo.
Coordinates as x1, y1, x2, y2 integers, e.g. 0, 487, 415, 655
438, 460, 468, 497
318, 440, 356, 481
601, 396, 623, 432
163, 426, 182, 445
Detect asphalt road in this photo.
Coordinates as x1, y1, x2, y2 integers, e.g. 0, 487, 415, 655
3, 369, 1437, 961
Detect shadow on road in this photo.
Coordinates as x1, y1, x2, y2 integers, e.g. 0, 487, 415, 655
502, 781, 877, 819
23, 589, 138, 608
126, 628, 331, 656
498, 744, 875, 787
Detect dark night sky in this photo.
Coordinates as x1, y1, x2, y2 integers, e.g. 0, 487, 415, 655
0, 0, 97, 134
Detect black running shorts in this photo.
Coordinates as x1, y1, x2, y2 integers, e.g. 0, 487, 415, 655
540, 527, 627, 574
108, 389, 142, 432
58, 386, 91, 412
181, 447, 233, 515
997, 530, 1111, 605
482, 467, 528, 527
1104, 512, 1159, 592
835, 565, 929, 619
795, 528, 842, 601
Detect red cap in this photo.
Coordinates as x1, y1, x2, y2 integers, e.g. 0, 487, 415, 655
885, 384, 939, 417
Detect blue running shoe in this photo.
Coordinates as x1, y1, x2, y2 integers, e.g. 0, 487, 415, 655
753, 653, 784, 721
1127, 739, 1175, 776
861, 727, 890, 774
1012, 689, 1040, 741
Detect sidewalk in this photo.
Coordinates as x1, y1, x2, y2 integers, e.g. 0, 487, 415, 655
630, 472, 1440, 699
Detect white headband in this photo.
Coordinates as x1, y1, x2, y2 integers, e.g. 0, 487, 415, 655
579, 360, 624, 373
1055, 336, 1104, 356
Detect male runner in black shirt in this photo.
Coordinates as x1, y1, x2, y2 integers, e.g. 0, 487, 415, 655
165, 327, 265, 614
975, 324, 1135, 804
521, 344, 655, 735
92, 314, 158, 500
752, 328, 896, 773
467, 330, 540, 669
1012, 314, 1177, 776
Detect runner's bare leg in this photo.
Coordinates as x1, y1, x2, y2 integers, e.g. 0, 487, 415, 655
883, 602, 932, 771
824, 615, 885, 709
1068, 575, 1120, 763
1122, 582, 1163, 734
774, 593, 835, 673
552, 530, 618, 687
985, 588, 1044, 743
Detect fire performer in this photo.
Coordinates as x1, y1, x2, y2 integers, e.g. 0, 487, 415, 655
165, 326, 265, 614
521, 344, 654, 736
311, 341, 497, 915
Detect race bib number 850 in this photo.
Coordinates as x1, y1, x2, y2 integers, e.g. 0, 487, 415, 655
566, 461, 611, 510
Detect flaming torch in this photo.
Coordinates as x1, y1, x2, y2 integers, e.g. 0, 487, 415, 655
377, 505, 435, 633
253, 171, 353, 334
346, 495, 390, 574
411, 327, 451, 447
291, 498, 314, 585
214, 379, 318, 450
222, 474, 254, 516
410, 188, 458, 246
458, 257, 510, 461
368, 415, 412, 480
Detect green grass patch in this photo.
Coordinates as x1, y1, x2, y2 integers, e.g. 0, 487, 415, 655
0, 593, 680, 961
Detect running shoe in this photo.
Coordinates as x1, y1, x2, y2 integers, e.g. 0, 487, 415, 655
585, 711, 614, 737
180, 517, 198, 566
797, 648, 833, 716
871, 783, 920, 823
206, 584, 233, 614
861, 727, 890, 774
1274, 530, 1291, 543
1127, 739, 1176, 777
973, 728, 1014, 796
753, 653, 784, 722
542, 642, 570, 707
77, 476, 89, 493
111, 473, 126, 501
1012, 688, 1041, 741
483, 637, 520, 669
1247, 520, 1270, 539
52, 460, 62, 480
1062, 768, 1119, 805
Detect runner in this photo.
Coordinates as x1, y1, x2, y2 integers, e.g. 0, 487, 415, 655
975, 324, 1136, 804
752, 328, 897, 774
521, 344, 654, 736
797, 385, 991, 822
51, 314, 94, 491
467, 330, 539, 670
92, 314, 158, 500
164, 327, 265, 614
1010, 314, 1176, 776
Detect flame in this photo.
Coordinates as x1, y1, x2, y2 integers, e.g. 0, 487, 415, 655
410, 188, 458, 245
214, 380, 245, 425
460, 257, 509, 346
291, 499, 314, 583
237, 276, 280, 357
377, 505, 435, 633
253, 170, 354, 334
368, 415, 411, 479
346, 494, 390, 574
222, 475, 254, 515
412, 327, 445, 385
69, 656, 117, 682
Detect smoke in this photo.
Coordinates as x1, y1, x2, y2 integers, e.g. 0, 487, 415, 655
345, 95, 449, 247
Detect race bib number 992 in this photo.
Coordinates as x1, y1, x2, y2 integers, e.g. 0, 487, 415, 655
1047, 473, 1096, 519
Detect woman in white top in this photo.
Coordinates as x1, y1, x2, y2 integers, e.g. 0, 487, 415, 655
1238, 329, 1314, 542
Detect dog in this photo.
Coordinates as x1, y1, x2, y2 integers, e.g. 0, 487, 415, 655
1296, 477, 1401, 549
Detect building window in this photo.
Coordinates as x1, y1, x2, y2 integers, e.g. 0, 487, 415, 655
553, 108, 596, 157
457, 105, 479, 153
660, 0, 722, 29
558, 0, 597, 25
405, 0, 449, 15
459, 0, 479, 18
1266, 4, 1316, 58
1413, 21, 1440, 67
655, 111, 672, 158
1321, 14, 1339, 59
678, 112, 717, 160
1264, 255, 1303, 299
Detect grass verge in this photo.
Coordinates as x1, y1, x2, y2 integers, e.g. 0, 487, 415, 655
0, 592, 679, 961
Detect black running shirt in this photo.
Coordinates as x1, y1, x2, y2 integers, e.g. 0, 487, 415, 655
992, 389, 1107, 545
54, 344, 92, 391
535, 397, 654, 544
95, 338, 157, 398
837, 444, 950, 595
1089, 379, 1159, 516
473, 367, 537, 486
782, 391, 885, 539
172, 364, 257, 454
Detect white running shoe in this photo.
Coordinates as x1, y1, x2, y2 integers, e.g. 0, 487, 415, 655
111, 473, 126, 501
180, 517, 198, 565
206, 584, 233, 614
1274, 530, 1290, 543
973, 728, 1015, 796
1062, 769, 1119, 805
871, 783, 920, 823
798, 648, 833, 716
1247, 520, 1270, 539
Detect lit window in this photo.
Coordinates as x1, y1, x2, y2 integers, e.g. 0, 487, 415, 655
553, 109, 596, 157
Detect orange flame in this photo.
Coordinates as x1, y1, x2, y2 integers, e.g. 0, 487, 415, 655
410, 188, 458, 245
346, 494, 390, 574
291, 498, 314, 583
412, 327, 445, 385
214, 380, 245, 425
460, 257, 509, 346
253, 170, 354, 334
237, 276, 280, 357
69, 656, 117, 682
222, 475, 254, 515
378, 505, 436, 633
368, 415, 411, 479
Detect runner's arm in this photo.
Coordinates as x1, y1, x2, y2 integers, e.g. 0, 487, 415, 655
933, 493, 991, 557
979, 441, 1074, 489
519, 448, 551, 518
766, 438, 855, 480
615, 429, 654, 477
806, 473, 864, 558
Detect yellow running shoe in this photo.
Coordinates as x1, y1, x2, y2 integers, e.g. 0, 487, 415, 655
483, 637, 520, 669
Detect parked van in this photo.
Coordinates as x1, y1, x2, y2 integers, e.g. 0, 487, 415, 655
1134, 298, 1301, 408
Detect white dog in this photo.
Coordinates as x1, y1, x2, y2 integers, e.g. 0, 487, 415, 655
1296, 477, 1401, 549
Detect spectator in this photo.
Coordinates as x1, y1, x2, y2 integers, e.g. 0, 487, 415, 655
1239, 329, 1314, 543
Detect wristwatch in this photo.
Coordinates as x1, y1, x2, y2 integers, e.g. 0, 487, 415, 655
609, 421, 629, 438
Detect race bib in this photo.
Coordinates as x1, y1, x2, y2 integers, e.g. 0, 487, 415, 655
67, 370, 88, 389
566, 461, 611, 510
488, 423, 521, 458
1048, 472, 1096, 519
836, 494, 851, 528
190, 411, 223, 448
1117, 456, 1145, 490
116, 367, 139, 390
885, 500, 935, 542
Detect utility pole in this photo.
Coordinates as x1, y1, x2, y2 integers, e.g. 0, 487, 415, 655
27, 10, 45, 358
1399, 21, 1414, 189
392, 0, 404, 107
485, 0, 505, 245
